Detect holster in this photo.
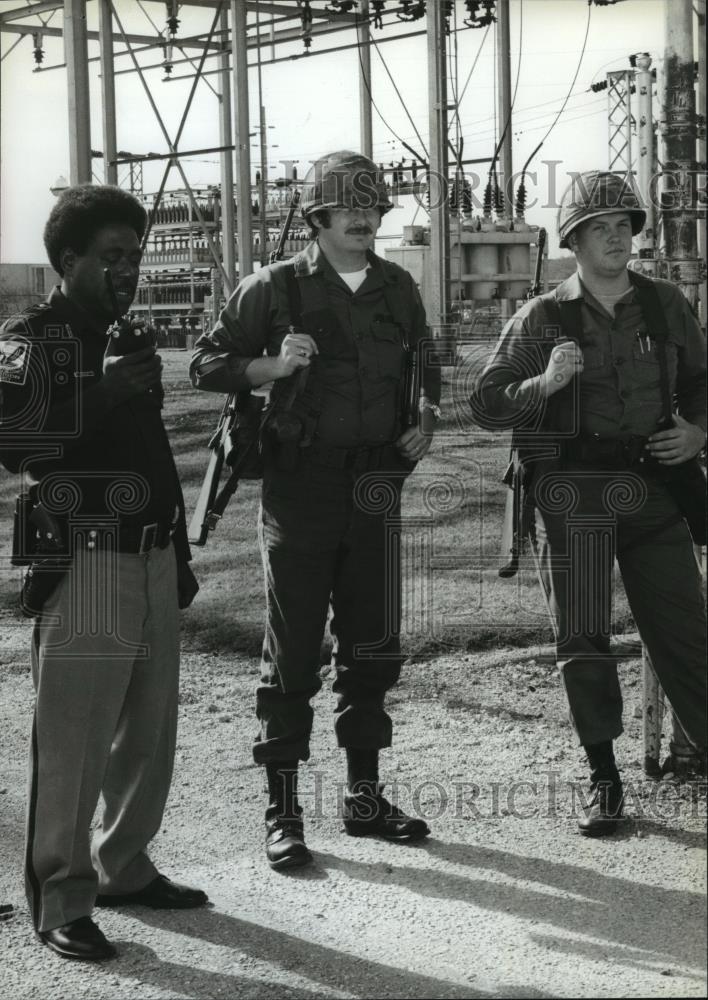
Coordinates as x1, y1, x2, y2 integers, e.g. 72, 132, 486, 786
13, 495, 71, 618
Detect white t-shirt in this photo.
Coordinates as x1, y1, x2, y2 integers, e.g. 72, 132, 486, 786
593, 287, 633, 318
337, 267, 369, 293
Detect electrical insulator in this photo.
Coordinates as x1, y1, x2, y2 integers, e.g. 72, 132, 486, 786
162, 41, 173, 77
371, 0, 385, 29
464, 0, 496, 27
449, 177, 458, 212
397, 1, 426, 22
494, 181, 504, 217
301, 0, 313, 50
442, 0, 453, 33
483, 180, 492, 219
32, 32, 44, 67
165, 0, 179, 36
464, 0, 477, 24
326, 0, 358, 11
515, 180, 527, 220
462, 180, 472, 217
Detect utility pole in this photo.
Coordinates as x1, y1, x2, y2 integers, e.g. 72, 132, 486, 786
219, 5, 236, 294
634, 53, 655, 257
98, 0, 117, 185
357, 0, 373, 158
495, 0, 513, 221
427, 0, 450, 329
695, 0, 706, 323
258, 104, 268, 266
64, 0, 91, 184
231, 0, 253, 277
661, 0, 700, 312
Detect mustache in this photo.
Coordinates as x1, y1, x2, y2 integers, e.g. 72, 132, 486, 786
346, 226, 373, 235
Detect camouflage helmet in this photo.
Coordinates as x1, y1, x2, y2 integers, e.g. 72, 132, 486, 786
301, 150, 394, 219
557, 170, 646, 249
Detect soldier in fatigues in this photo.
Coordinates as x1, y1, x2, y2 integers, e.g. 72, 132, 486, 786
471, 171, 706, 836
0, 186, 206, 961
191, 151, 441, 869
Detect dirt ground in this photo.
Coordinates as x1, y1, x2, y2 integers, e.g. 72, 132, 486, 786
1, 615, 705, 1000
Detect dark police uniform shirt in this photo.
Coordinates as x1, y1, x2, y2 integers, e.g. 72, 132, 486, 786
0, 287, 188, 557
474, 271, 706, 439
190, 241, 441, 448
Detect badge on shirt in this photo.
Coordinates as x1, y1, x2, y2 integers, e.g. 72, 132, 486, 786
0, 338, 31, 385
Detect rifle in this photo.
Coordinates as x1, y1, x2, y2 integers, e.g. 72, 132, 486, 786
189, 189, 301, 546
527, 228, 547, 301
188, 392, 265, 545
188, 395, 233, 545
266, 185, 310, 425
270, 188, 301, 265
498, 452, 525, 579
401, 341, 420, 429
498, 227, 548, 576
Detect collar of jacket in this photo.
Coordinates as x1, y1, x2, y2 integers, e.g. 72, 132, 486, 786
553, 267, 650, 305
46, 285, 107, 338
292, 240, 400, 287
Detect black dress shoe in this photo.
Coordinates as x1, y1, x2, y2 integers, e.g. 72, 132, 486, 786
95, 874, 208, 909
343, 787, 430, 841
265, 811, 313, 871
39, 916, 116, 961
577, 774, 624, 837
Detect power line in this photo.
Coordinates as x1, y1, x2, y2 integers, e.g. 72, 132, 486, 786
520, 2, 594, 177
353, 12, 427, 164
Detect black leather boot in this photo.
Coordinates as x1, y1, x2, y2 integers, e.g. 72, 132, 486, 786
264, 761, 312, 871
343, 748, 430, 842
577, 741, 624, 837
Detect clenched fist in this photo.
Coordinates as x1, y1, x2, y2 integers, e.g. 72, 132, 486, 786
542, 340, 583, 395
275, 330, 319, 379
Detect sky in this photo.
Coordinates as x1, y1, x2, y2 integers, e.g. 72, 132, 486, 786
0, 0, 675, 263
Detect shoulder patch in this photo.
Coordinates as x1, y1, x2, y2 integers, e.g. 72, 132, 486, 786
0, 337, 31, 385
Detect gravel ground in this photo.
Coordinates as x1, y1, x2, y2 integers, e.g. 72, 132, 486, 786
1, 619, 705, 1000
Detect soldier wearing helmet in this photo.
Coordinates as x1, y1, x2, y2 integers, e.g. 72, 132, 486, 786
471, 169, 706, 837
191, 150, 441, 869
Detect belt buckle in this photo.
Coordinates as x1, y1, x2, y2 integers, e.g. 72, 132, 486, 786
139, 522, 159, 554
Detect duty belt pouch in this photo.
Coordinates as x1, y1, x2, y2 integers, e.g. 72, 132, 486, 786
19, 503, 71, 619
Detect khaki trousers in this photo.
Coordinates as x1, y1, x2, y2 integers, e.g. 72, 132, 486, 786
25, 542, 179, 933
533, 467, 706, 750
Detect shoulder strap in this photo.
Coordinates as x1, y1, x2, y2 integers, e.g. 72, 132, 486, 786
629, 274, 673, 428
381, 276, 413, 348
284, 262, 303, 330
